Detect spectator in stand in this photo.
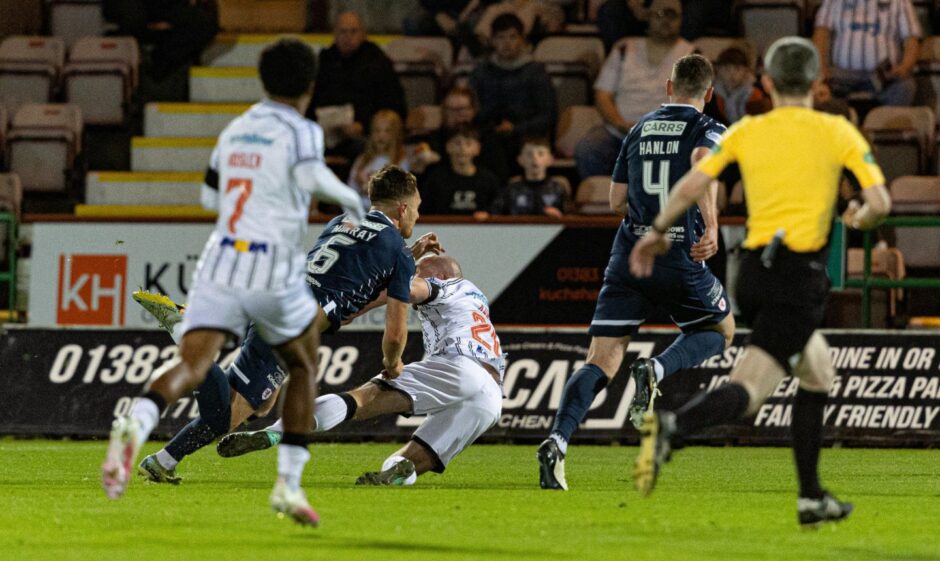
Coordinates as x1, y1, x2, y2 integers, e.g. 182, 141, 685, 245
597, 0, 649, 51
103, 0, 217, 80
409, 85, 511, 182
403, 1, 489, 56
469, 13, 558, 161
420, 126, 501, 215
474, 0, 565, 44
307, 11, 407, 161
485, 137, 571, 218
713, 47, 771, 124
575, 0, 693, 178
812, 0, 921, 106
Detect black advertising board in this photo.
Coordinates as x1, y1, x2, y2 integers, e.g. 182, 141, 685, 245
1, 328, 938, 446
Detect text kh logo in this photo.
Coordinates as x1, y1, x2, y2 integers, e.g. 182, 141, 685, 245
57, 254, 127, 326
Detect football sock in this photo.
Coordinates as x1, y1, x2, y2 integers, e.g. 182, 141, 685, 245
654, 330, 725, 380
130, 392, 165, 444
674, 382, 750, 436
164, 418, 224, 465
278, 434, 311, 491
791, 388, 827, 499
313, 393, 357, 432
155, 449, 179, 470
651, 359, 665, 382
548, 433, 568, 456
382, 455, 417, 485
550, 364, 608, 445
266, 418, 284, 434
169, 322, 184, 345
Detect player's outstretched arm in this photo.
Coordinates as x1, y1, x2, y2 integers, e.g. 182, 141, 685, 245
689, 146, 720, 262
410, 232, 444, 259
381, 297, 409, 379
294, 160, 366, 224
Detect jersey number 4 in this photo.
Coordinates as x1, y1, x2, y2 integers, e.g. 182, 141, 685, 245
226, 178, 253, 234
470, 311, 500, 356
642, 160, 671, 211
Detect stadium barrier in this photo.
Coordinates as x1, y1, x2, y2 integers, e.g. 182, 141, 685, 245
1, 327, 938, 447
0, 210, 15, 311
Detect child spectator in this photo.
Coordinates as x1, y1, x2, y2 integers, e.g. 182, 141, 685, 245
420, 126, 501, 215
487, 137, 571, 218
713, 47, 771, 124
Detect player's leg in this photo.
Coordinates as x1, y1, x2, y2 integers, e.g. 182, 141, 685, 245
539, 273, 647, 490
790, 332, 852, 527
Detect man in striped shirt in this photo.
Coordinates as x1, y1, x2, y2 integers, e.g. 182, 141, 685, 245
812, 0, 921, 106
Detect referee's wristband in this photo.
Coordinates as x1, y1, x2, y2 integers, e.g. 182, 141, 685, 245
651, 221, 669, 235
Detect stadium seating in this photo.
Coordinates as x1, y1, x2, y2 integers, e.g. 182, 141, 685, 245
847, 246, 906, 319
0, 36, 66, 115
405, 104, 442, 135
144, 102, 249, 137
201, 34, 334, 67
914, 36, 940, 126
63, 36, 139, 125
555, 104, 602, 160
385, 37, 453, 109
7, 103, 82, 193
574, 175, 611, 214
131, 137, 214, 172
0, 172, 22, 221
862, 106, 935, 183
533, 36, 605, 111
190, 66, 262, 103
85, 171, 203, 205
47, 0, 105, 48
737, 1, 803, 56
889, 175, 940, 269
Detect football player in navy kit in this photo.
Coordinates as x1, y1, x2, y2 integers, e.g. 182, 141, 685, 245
538, 54, 736, 490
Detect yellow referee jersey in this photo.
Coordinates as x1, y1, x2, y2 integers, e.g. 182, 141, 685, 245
696, 106, 885, 252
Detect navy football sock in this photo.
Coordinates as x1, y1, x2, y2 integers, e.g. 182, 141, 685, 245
791, 388, 828, 499
164, 417, 225, 462
550, 364, 608, 444
654, 330, 725, 379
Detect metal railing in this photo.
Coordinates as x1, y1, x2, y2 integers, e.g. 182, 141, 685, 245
0, 211, 16, 314
844, 216, 940, 328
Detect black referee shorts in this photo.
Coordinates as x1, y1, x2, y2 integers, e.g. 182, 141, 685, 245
735, 247, 830, 372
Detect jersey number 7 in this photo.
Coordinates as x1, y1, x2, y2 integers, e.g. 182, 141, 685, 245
226, 178, 253, 234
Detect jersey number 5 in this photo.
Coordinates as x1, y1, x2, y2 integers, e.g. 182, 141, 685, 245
226, 178, 253, 234
642, 160, 671, 211
470, 311, 500, 356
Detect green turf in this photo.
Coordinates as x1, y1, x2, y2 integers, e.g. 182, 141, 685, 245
0, 440, 937, 561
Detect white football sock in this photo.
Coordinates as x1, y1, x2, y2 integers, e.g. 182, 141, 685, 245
651, 359, 665, 382
313, 394, 349, 432
549, 433, 568, 456
155, 449, 179, 470
266, 418, 284, 434
129, 397, 161, 445
277, 444, 310, 491
382, 455, 417, 485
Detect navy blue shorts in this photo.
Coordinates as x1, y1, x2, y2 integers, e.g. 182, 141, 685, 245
227, 324, 288, 409
589, 251, 730, 337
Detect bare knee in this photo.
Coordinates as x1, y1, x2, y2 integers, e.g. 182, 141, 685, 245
585, 336, 631, 379
794, 332, 834, 393
713, 314, 736, 350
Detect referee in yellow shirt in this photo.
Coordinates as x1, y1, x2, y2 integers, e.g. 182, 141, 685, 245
628, 36, 892, 527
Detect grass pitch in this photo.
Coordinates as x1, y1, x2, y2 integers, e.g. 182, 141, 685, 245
0, 440, 937, 561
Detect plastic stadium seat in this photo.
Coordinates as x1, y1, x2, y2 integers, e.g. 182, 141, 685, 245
63, 36, 138, 125
574, 175, 611, 214
7, 103, 82, 193
555, 105, 602, 159
533, 36, 605, 111
0, 173, 22, 221
863, 106, 935, 183
889, 175, 940, 268
692, 37, 756, 65
847, 246, 906, 318
0, 36, 66, 115
48, 1, 106, 48
737, 1, 802, 56
405, 105, 442, 135
385, 37, 453, 110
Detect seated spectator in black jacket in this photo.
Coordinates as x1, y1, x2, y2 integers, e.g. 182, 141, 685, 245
486, 137, 571, 218
306, 11, 407, 161
402, 0, 488, 56
469, 13, 557, 158
409, 85, 511, 183
420, 126, 501, 215
104, 0, 217, 81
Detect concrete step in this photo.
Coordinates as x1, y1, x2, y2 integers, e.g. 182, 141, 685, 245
86, 171, 203, 205
131, 137, 215, 172
200, 33, 393, 67
75, 204, 215, 218
190, 66, 262, 103
144, 102, 250, 137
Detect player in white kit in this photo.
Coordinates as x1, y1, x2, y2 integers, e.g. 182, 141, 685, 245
101, 39, 364, 527
218, 253, 504, 484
